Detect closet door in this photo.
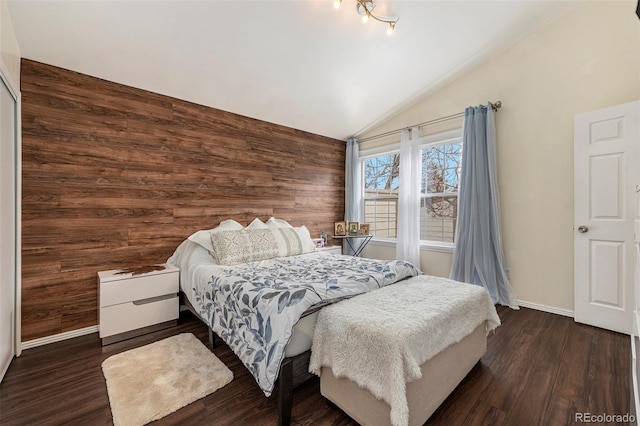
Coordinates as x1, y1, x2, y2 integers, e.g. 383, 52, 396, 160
0, 73, 17, 381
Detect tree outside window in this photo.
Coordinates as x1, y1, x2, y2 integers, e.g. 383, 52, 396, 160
363, 153, 399, 238
420, 142, 461, 243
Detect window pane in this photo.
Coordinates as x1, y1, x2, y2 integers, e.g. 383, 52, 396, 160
420, 194, 458, 243
363, 153, 399, 238
421, 143, 461, 195
420, 140, 461, 244
364, 153, 400, 197
364, 199, 397, 238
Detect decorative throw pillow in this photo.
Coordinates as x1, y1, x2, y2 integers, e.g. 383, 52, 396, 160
267, 226, 315, 257
271, 228, 304, 257
187, 219, 243, 252
211, 229, 279, 265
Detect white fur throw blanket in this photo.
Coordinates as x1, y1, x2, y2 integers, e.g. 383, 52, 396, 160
309, 275, 501, 426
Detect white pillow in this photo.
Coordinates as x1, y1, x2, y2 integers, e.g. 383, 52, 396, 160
166, 238, 192, 268
266, 217, 293, 229
246, 218, 268, 229
292, 225, 316, 253
187, 219, 243, 252
218, 219, 245, 231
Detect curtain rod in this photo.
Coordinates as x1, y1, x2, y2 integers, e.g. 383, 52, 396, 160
358, 101, 502, 143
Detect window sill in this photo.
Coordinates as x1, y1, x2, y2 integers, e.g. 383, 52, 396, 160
419, 243, 454, 253
368, 238, 455, 253
368, 238, 396, 247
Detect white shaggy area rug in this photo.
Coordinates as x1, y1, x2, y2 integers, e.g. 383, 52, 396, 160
102, 333, 233, 426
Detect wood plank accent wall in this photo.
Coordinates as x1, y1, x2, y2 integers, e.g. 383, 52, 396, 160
20, 59, 346, 341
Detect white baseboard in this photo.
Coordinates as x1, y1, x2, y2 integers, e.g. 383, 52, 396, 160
517, 299, 574, 318
21, 325, 99, 351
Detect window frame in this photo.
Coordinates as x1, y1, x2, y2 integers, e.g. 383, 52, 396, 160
359, 129, 462, 252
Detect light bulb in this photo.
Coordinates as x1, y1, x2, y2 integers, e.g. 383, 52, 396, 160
362, 12, 369, 23
387, 23, 395, 35
333, 0, 342, 9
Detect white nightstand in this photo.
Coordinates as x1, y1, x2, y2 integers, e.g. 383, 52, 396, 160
319, 246, 342, 255
98, 264, 179, 345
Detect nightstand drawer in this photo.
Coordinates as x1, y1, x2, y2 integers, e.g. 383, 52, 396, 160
99, 271, 178, 307
99, 295, 179, 338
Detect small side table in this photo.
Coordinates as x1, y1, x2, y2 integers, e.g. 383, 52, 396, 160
331, 235, 373, 257
98, 263, 179, 345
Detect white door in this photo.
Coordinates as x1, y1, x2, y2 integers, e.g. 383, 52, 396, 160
0, 73, 16, 381
574, 100, 640, 334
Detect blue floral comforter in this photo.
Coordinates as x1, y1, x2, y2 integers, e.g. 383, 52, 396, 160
192, 253, 419, 396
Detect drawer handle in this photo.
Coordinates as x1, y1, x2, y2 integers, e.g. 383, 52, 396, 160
133, 294, 177, 305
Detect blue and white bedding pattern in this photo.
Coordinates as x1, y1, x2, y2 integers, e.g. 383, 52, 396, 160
190, 253, 419, 396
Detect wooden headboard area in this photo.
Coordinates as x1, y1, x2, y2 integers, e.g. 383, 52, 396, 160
20, 59, 346, 341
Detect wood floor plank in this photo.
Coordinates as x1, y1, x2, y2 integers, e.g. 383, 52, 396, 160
501, 312, 573, 424
0, 307, 631, 426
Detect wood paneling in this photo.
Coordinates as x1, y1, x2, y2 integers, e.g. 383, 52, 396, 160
0, 308, 630, 425
20, 59, 345, 341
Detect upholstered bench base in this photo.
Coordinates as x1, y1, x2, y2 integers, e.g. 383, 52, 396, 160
320, 322, 487, 426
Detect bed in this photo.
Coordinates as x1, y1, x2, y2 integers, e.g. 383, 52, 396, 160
167, 218, 421, 424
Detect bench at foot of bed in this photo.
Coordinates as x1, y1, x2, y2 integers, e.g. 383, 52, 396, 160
320, 322, 487, 426
309, 274, 501, 426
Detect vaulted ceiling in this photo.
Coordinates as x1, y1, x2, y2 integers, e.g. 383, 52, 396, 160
7, 1, 580, 140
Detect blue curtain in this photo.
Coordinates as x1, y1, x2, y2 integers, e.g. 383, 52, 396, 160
344, 138, 360, 255
450, 103, 518, 308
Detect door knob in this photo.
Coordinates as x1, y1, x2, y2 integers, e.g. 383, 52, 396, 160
578, 225, 589, 233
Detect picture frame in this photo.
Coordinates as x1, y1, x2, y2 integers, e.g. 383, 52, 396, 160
348, 221, 359, 236
334, 221, 346, 236
359, 224, 370, 236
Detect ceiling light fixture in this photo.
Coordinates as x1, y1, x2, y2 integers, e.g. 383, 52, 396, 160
334, 0, 399, 34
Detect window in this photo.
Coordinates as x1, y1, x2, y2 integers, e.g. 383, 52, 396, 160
362, 152, 399, 238
420, 141, 461, 245
360, 129, 462, 247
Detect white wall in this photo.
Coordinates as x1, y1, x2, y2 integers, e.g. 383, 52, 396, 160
359, 0, 640, 313
0, 1, 20, 88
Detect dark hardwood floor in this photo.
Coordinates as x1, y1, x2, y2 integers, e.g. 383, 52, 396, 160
0, 307, 631, 425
